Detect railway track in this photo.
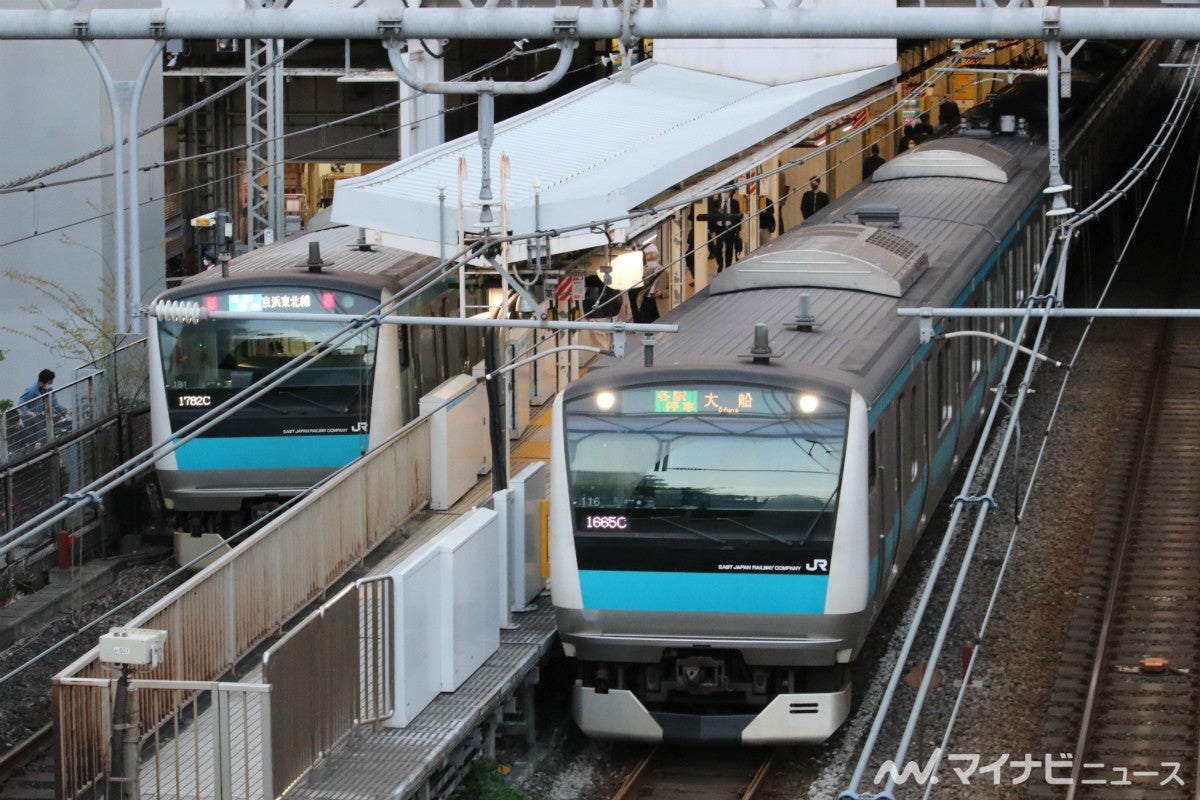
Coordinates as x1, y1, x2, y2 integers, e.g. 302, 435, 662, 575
1037, 302, 1200, 794
0, 724, 55, 800
611, 747, 775, 800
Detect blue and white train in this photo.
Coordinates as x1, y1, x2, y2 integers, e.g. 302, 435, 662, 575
148, 225, 484, 529
548, 41, 1163, 744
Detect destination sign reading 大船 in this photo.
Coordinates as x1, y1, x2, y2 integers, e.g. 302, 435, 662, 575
648, 387, 770, 415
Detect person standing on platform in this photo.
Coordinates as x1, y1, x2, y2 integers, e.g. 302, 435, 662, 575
707, 190, 742, 273
939, 98, 962, 130
634, 243, 666, 323
800, 177, 830, 220
862, 145, 886, 181
913, 112, 935, 142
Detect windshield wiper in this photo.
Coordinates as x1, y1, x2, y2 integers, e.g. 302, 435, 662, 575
796, 486, 840, 546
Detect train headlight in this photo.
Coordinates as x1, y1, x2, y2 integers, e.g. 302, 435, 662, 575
595, 391, 616, 411
798, 393, 820, 414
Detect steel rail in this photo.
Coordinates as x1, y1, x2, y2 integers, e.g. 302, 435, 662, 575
0, 724, 54, 795
1063, 70, 1200, 800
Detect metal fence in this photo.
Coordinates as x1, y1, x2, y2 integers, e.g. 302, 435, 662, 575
51, 417, 432, 799
53, 676, 273, 800
2, 372, 104, 467
0, 410, 150, 565
264, 576, 394, 798
2, 338, 152, 559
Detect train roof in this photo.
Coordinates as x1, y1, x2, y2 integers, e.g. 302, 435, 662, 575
579, 135, 1048, 406
161, 225, 440, 299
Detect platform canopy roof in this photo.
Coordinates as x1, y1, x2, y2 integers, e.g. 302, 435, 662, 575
331, 60, 900, 260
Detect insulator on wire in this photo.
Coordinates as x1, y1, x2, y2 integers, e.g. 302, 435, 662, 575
150, 300, 206, 324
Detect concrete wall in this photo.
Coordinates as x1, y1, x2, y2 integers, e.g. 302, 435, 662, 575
0, 0, 165, 406
653, 0, 897, 85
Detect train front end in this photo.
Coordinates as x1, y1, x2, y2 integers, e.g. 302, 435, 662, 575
550, 367, 871, 744
149, 277, 384, 515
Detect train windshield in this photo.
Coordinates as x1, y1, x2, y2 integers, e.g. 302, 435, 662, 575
157, 286, 379, 428
564, 384, 847, 544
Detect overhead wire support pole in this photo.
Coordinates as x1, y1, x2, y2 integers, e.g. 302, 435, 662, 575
1043, 9, 1075, 219
385, 14, 578, 227
79, 42, 128, 335
126, 39, 166, 335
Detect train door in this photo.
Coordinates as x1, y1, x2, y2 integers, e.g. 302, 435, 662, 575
874, 410, 902, 596
867, 425, 886, 601
926, 344, 958, 510
411, 320, 442, 401
894, 377, 927, 569
396, 325, 417, 423
965, 298, 987, 425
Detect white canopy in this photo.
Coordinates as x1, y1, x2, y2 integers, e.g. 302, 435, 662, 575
331, 60, 900, 259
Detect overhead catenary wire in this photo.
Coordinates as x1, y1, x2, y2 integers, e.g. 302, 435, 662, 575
841, 41, 1200, 797
0, 200, 680, 559
0, 35, 558, 196
922, 50, 1200, 796
0, 43, 591, 256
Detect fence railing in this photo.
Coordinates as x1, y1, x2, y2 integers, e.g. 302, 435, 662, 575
52, 676, 273, 800
51, 416, 432, 799
0, 410, 150, 563
2, 371, 107, 467
264, 576, 394, 797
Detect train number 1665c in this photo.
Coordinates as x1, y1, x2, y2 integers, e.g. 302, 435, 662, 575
584, 515, 629, 530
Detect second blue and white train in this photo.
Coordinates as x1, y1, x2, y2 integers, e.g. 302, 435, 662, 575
548, 40, 1165, 744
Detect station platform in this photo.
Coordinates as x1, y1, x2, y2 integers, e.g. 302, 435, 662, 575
286, 403, 559, 800
131, 401, 561, 800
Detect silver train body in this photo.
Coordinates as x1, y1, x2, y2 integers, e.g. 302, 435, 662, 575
149, 225, 483, 521
549, 42, 1165, 744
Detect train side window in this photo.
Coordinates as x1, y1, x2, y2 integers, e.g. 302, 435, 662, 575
1011, 244, 1026, 303
984, 281, 997, 344
968, 304, 982, 379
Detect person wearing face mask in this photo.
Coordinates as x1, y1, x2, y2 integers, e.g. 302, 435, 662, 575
633, 243, 665, 323
800, 177, 830, 220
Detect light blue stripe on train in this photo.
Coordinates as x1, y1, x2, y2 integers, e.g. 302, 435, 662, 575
580, 570, 829, 614
174, 434, 367, 470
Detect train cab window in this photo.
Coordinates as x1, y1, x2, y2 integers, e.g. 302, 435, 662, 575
563, 384, 849, 544
158, 286, 379, 421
